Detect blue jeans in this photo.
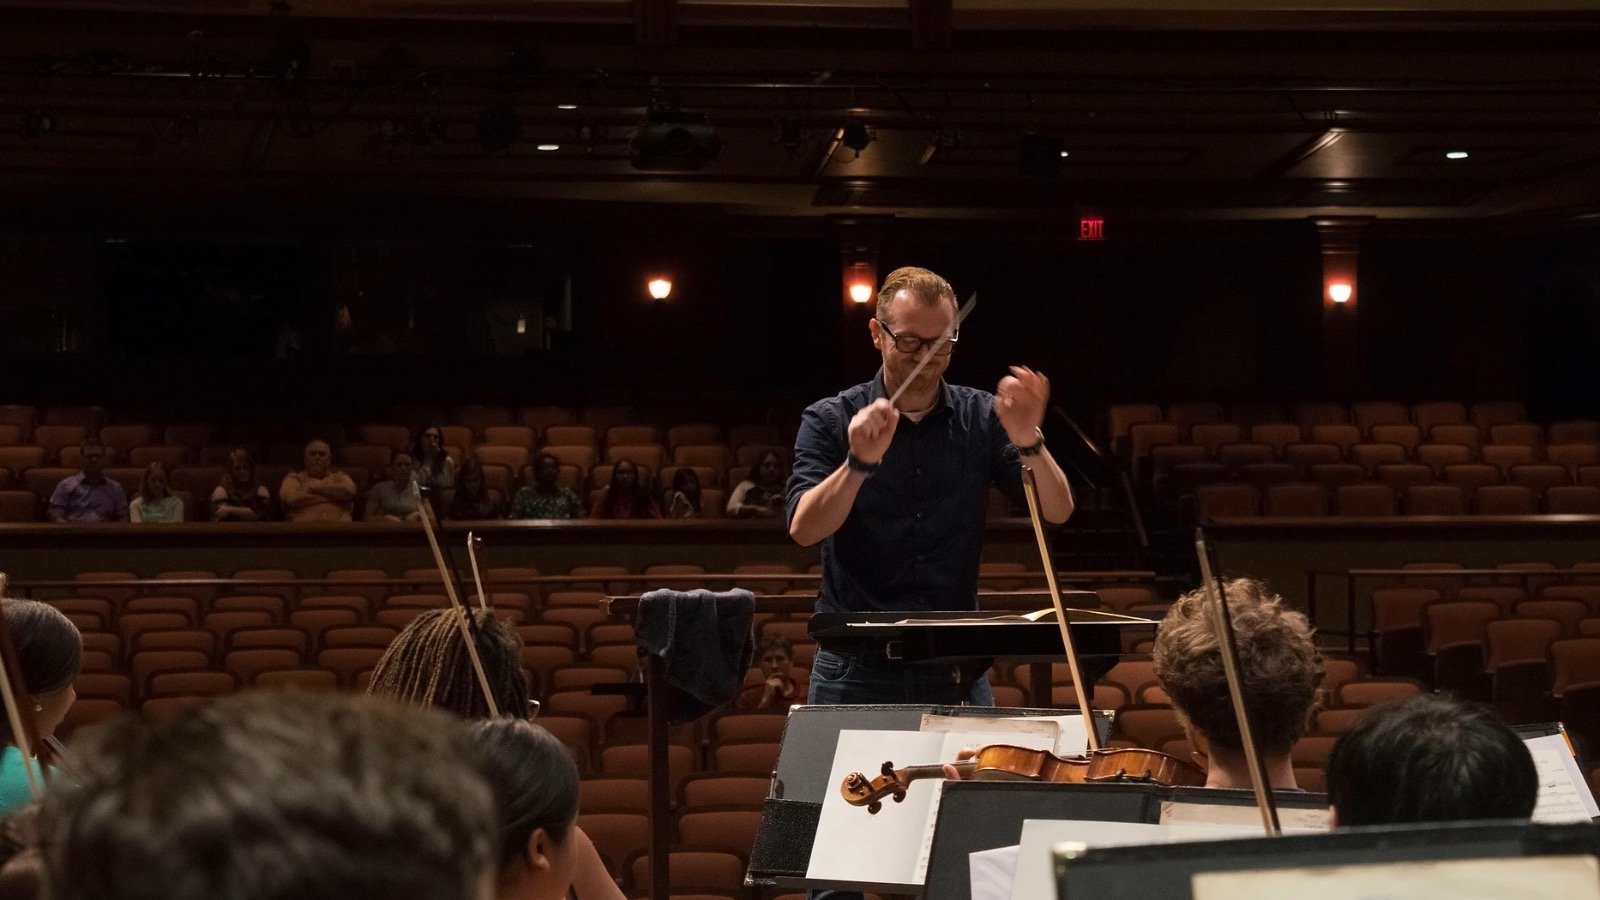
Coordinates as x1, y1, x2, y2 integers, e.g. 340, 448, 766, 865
807, 649, 995, 707
806, 650, 992, 900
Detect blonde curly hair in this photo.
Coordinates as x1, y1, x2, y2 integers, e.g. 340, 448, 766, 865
1152, 578, 1323, 754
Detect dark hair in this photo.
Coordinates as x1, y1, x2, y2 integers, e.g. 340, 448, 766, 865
367, 607, 529, 721
671, 468, 702, 514
758, 634, 793, 660
599, 459, 652, 519
449, 460, 492, 518
36, 692, 497, 900
0, 600, 81, 742
1326, 693, 1538, 827
470, 719, 579, 870
137, 462, 169, 501
753, 450, 787, 487
409, 425, 447, 463
217, 448, 258, 491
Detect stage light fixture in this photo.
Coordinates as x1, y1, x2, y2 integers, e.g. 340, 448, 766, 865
840, 122, 873, 159
630, 102, 722, 171
648, 278, 673, 300
1445, 150, 1470, 160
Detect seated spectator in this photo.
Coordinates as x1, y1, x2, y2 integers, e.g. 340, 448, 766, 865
738, 634, 805, 713
663, 468, 702, 519
509, 453, 583, 521
279, 440, 357, 523
589, 458, 658, 520
411, 425, 456, 494
36, 692, 497, 900
448, 459, 503, 520
368, 609, 623, 900
727, 450, 786, 519
470, 719, 583, 900
128, 462, 184, 524
1326, 693, 1538, 827
1152, 577, 1323, 791
210, 448, 274, 521
366, 453, 423, 522
0, 599, 81, 817
45, 441, 127, 523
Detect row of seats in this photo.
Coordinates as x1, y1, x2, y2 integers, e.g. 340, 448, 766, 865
1197, 480, 1600, 519
1109, 400, 1557, 448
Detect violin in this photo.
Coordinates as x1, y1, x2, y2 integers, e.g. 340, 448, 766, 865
841, 743, 1205, 813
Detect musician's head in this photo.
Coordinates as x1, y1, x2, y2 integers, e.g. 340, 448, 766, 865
0, 598, 83, 744
869, 267, 959, 396
470, 719, 580, 900
368, 607, 530, 721
1326, 693, 1537, 827
36, 692, 498, 900
1153, 579, 1323, 761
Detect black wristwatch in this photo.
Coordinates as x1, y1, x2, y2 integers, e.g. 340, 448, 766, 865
1017, 427, 1046, 457
847, 453, 881, 477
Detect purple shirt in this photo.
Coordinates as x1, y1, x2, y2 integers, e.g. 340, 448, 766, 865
47, 473, 130, 523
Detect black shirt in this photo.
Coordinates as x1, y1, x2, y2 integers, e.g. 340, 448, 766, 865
787, 372, 1025, 615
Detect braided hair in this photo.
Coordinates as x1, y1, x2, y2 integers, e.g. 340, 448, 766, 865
367, 607, 528, 721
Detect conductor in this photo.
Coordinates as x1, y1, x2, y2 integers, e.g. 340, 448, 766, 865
787, 266, 1074, 706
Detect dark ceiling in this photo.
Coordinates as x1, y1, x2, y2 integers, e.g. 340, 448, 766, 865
3, 0, 1600, 226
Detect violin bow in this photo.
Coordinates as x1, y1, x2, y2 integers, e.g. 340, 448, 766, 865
1194, 528, 1280, 834
0, 574, 44, 798
465, 532, 492, 613
1020, 466, 1100, 751
410, 480, 501, 718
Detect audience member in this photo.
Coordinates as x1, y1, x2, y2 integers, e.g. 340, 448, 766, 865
663, 468, 702, 519
128, 462, 183, 523
1326, 693, 1538, 827
412, 425, 457, 493
366, 452, 424, 522
279, 440, 357, 523
45, 441, 127, 523
726, 450, 786, 518
0, 599, 81, 817
210, 448, 274, 521
509, 454, 584, 520
588, 459, 658, 520
36, 692, 497, 900
738, 634, 804, 713
449, 459, 504, 520
1152, 578, 1323, 791
368, 609, 624, 900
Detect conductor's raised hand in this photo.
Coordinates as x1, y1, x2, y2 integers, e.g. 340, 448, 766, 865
847, 398, 900, 465
995, 365, 1050, 447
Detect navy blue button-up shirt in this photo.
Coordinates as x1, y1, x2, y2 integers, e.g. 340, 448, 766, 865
787, 373, 1025, 615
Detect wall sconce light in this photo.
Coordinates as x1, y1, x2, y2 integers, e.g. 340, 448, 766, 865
848, 282, 874, 304
647, 277, 673, 300
1328, 282, 1353, 304
515, 316, 527, 334
843, 260, 877, 306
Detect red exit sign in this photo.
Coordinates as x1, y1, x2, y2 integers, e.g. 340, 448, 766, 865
1078, 216, 1105, 241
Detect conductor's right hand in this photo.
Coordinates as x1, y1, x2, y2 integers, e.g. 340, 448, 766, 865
847, 399, 900, 465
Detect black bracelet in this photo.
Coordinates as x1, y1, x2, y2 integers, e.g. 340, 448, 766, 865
1017, 427, 1046, 457
847, 453, 881, 476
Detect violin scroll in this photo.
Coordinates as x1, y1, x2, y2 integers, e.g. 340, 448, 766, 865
841, 761, 910, 814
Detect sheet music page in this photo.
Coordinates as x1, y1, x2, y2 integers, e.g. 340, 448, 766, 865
1159, 800, 1332, 831
1525, 732, 1600, 823
969, 844, 1020, 900
919, 713, 1092, 755
1191, 855, 1600, 900
807, 729, 1056, 890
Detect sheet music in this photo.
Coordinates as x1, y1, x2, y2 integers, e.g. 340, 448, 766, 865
806, 728, 1055, 891
1159, 800, 1332, 830
1191, 855, 1600, 900
969, 844, 1020, 900
920, 713, 1092, 756
1525, 732, 1600, 823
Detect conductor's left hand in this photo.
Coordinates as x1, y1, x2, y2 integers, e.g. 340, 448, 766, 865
996, 366, 1049, 447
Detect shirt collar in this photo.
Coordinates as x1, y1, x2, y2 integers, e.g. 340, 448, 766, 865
871, 368, 953, 415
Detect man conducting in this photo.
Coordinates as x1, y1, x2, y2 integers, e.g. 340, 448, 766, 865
788, 266, 1073, 705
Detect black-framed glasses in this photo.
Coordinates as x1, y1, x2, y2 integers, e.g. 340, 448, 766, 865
877, 320, 959, 356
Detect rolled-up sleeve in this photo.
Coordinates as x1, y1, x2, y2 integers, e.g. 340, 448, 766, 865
786, 402, 846, 527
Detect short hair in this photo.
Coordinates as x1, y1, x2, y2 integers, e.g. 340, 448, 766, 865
1326, 693, 1538, 827
875, 266, 957, 325
367, 607, 528, 720
0, 599, 81, 743
470, 719, 580, 871
758, 634, 793, 660
36, 692, 497, 900
1152, 578, 1323, 755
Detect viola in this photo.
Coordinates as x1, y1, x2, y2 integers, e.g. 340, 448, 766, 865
840, 743, 1205, 813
